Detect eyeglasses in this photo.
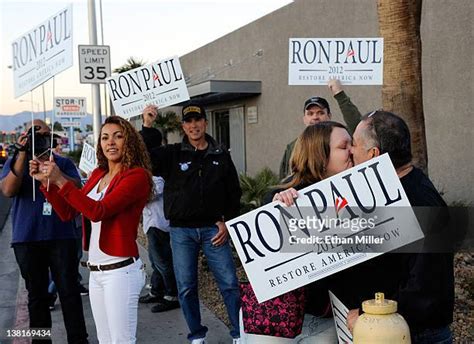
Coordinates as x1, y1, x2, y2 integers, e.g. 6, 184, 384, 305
367, 108, 383, 118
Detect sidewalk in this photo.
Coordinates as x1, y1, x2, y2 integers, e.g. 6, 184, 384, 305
0, 209, 232, 344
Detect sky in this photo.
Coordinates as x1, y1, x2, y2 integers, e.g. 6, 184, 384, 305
0, 0, 293, 116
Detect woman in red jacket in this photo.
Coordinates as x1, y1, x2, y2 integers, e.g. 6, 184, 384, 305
30, 116, 153, 344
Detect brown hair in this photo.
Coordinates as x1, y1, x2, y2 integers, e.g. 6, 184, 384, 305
282, 121, 348, 189
96, 116, 154, 201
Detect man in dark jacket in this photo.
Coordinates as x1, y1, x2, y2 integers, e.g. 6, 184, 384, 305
347, 110, 454, 343
138, 105, 179, 313
151, 102, 242, 344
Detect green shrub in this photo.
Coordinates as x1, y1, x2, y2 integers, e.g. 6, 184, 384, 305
66, 149, 82, 165
239, 167, 279, 213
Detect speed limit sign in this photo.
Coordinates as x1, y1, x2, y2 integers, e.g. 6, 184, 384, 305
78, 45, 111, 84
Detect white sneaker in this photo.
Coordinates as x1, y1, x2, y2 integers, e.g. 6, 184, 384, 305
191, 337, 206, 344
232, 338, 241, 344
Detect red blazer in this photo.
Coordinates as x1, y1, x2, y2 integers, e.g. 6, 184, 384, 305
41, 167, 150, 257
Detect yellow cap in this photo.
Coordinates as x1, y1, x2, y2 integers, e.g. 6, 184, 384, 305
362, 292, 397, 315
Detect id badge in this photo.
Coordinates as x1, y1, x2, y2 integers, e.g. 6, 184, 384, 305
42, 202, 52, 216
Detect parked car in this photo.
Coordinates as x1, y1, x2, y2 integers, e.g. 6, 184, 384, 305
0, 144, 7, 167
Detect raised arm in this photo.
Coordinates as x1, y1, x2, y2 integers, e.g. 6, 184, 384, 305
0, 134, 29, 197
53, 168, 150, 223
328, 79, 362, 134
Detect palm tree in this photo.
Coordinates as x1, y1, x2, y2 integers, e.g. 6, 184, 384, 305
53, 121, 64, 131
377, 0, 427, 172
239, 168, 279, 211
154, 111, 182, 144
113, 57, 146, 74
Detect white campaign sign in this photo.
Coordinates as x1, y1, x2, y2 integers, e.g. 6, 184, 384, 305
12, 4, 73, 98
106, 56, 190, 119
79, 142, 97, 175
329, 291, 353, 344
288, 38, 383, 85
226, 154, 423, 302
54, 97, 87, 117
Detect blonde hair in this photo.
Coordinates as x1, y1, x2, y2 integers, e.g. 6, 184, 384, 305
282, 121, 348, 189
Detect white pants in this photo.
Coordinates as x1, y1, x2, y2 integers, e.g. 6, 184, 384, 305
89, 259, 146, 344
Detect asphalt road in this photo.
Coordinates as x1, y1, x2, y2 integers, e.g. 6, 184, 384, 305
0, 193, 12, 231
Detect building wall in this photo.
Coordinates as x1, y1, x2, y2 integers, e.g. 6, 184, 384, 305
180, 0, 473, 204
421, 0, 473, 203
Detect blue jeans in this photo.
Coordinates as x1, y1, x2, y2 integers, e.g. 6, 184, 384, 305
411, 326, 452, 344
147, 227, 177, 297
170, 226, 240, 340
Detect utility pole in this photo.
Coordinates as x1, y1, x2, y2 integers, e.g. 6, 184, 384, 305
88, 0, 102, 146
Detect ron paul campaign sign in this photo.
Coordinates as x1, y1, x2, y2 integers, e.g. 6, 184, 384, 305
12, 5, 73, 98
226, 154, 423, 302
106, 56, 189, 119
288, 38, 383, 85
79, 142, 97, 175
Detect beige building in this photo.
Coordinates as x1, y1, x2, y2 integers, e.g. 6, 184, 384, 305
163, 0, 472, 204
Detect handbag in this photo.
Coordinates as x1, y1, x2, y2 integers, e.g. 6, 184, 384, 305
240, 281, 305, 338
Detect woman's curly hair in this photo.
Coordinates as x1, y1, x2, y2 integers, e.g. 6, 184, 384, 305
96, 116, 154, 201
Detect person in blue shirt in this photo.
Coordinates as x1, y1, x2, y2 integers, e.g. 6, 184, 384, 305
0, 120, 88, 344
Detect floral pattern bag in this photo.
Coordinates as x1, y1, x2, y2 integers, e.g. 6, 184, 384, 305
240, 282, 305, 338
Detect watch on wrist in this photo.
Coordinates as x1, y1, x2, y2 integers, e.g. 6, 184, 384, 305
14, 142, 27, 152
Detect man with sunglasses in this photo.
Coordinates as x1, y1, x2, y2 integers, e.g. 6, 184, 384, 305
151, 103, 242, 344
0, 120, 88, 344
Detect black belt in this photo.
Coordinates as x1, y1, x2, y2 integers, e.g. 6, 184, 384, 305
81, 257, 139, 271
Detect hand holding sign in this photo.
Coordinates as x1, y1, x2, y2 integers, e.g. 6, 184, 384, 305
273, 187, 299, 206
142, 105, 158, 127
29, 159, 45, 183
328, 78, 343, 95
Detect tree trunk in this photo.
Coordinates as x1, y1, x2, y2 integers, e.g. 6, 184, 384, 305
377, 0, 427, 172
